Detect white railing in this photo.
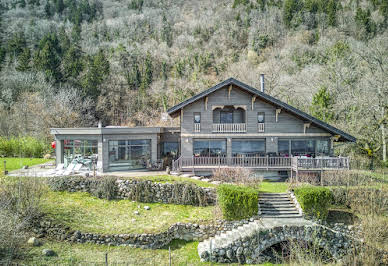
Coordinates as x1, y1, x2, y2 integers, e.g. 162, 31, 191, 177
294, 157, 350, 170
194, 123, 201, 133
258, 123, 265, 132
173, 156, 350, 171
212, 123, 246, 133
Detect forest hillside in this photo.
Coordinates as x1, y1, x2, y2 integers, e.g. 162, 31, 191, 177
0, 0, 387, 163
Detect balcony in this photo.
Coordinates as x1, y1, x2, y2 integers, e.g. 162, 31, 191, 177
194, 123, 201, 133
258, 123, 265, 132
212, 123, 247, 133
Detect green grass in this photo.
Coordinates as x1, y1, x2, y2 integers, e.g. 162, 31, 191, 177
21, 239, 274, 265
0, 157, 53, 172
258, 181, 289, 193
41, 191, 216, 234
128, 175, 217, 188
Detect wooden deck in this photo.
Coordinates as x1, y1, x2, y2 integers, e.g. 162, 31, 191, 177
172, 156, 350, 172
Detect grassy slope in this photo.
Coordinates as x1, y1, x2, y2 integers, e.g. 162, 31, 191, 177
0, 157, 52, 172
258, 182, 288, 193
22, 239, 273, 265
41, 191, 216, 234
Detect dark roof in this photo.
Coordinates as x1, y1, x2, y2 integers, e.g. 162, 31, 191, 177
167, 78, 356, 142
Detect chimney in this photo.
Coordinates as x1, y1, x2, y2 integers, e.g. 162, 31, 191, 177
98, 120, 102, 128
260, 74, 265, 93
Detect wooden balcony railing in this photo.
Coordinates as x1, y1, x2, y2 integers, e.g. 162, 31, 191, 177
172, 156, 350, 171
258, 123, 265, 132
194, 123, 201, 132
212, 123, 246, 133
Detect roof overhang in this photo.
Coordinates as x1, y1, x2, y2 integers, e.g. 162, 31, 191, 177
167, 78, 356, 142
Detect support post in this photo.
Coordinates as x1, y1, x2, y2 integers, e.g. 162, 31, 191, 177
169, 246, 172, 266
105, 253, 108, 266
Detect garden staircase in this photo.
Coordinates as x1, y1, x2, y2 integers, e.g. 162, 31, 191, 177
259, 193, 302, 218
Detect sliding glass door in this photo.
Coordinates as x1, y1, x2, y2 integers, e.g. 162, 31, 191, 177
108, 140, 151, 170
193, 139, 227, 157
232, 139, 265, 157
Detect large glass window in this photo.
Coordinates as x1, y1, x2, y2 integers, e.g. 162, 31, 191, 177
63, 139, 98, 167
108, 140, 151, 170
316, 140, 329, 155
232, 140, 265, 157
161, 142, 179, 159
291, 140, 315, 156
278, 140, 290, 156
193, 139, 226, 157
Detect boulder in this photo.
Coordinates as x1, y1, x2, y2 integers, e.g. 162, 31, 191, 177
42, 249, 56, 256
144, 206, 150, 210
27, 237, 41, 246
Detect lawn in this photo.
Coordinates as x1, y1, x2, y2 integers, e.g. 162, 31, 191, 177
21, 239, 273, 265
41, 191, 216, 234
258, 181, 289, 193
0, 157, 53, 172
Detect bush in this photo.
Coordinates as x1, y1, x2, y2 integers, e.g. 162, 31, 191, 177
217, 184, 258, 220
90, 176, 118, 200
212, 168, 261, 187
0, 136, 49, 158
0, 177, 45, 260
293, 186, 333, 219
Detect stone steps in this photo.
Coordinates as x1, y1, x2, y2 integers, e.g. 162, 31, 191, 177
259, 192, 302, 218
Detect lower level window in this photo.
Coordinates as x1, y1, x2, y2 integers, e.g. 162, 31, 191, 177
232, 140, 265, 157
193, 139, 226, 157
291, 140, 316, 156
161, 142, 179, 159
108, 140, 151, 170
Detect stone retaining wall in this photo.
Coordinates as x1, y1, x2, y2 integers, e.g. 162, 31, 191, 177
32, 218, 248, 249
48, 176, 217, 206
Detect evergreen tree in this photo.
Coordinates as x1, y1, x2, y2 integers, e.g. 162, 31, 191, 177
56, 0, 64, 14
327, 0, 337, 27
62, 45, 83, 80
19, 0, 26, 8
44, 1, 52, 18
8, 32, 27, 58
16, 47, 31, 71
142, 52, 153, 88
310, 87, 334, 122
355, 7, 377, 39
71, 24, 82, 43
58, 26, 71, 52
81, 50, 109, 99
283, 0, 301, 28
34, 33, 62, 81
161, 15, 173, 47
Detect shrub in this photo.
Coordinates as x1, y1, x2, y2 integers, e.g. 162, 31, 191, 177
217, 184, 258, 220
293, 186, 333, 219
171, 182, 212, 206
90, 176, 118, 200
212, 167, 261, 187
0, 177, 45, 260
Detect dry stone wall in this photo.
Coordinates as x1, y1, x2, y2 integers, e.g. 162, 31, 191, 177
32, 218, 247, 249
47, 176, 217, 206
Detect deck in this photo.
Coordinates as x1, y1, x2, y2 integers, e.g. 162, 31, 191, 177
172, 156, 350, 172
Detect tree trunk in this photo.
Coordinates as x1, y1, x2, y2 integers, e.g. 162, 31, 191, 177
382, 122, 386, 162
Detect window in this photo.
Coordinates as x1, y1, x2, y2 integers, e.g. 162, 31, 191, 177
193, 139, 227, 157
258, 112, 265, 123
220, 111, 233, 123
291, 140, 315, 156
278, 140, 290, 156
161, 142, 179, 159
316, 140, 329, 155
232, 140, 265, 157
108, 140, 151, 170
194, 113, 201, 123
63, 139, 98, 167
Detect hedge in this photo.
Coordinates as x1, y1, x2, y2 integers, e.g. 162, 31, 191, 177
293, 186, 333, 219
217, 184, 258, 220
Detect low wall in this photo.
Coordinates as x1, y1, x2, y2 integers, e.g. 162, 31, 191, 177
48, 176, 217, 206
32, 218, 245, 249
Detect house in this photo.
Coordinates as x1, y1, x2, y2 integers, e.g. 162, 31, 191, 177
51, 77, 356, 177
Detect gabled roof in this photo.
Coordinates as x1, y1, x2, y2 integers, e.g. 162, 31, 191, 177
167, 78, 356, 142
